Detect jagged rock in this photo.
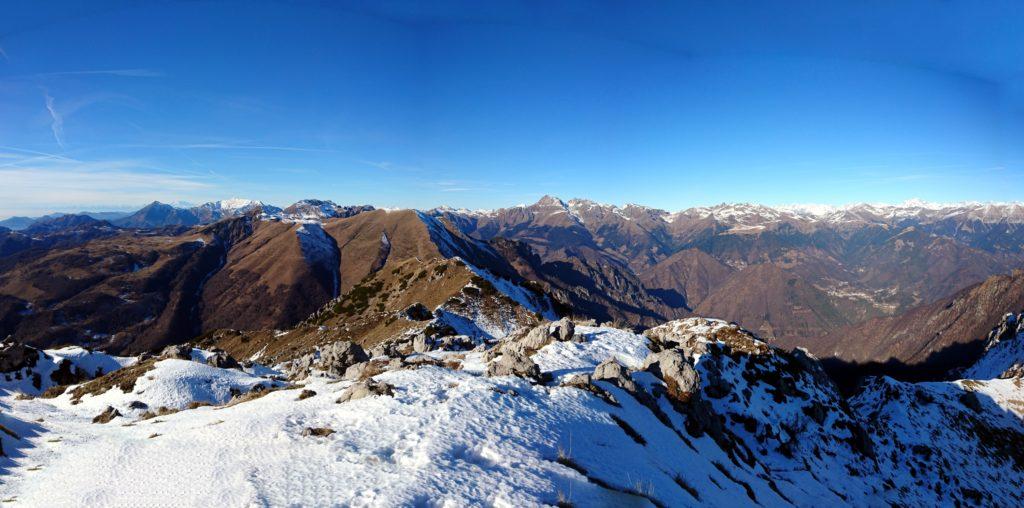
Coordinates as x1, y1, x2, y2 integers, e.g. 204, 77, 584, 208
160, 344, 193, 361
592, 358, 638, 392
550, 318, 576, 342
323, 342, 372, 368
486, 351, 541, 380
337, 380, 394, 403
517, 326, 552, 351
502, 318, 577, 356
563, 373, 592, 387
403, 303, 434, 321
205, 349, 241, 370
642, 349, 699, 402
369, 337, 411, 359
0, 340, 38, 372
289, 341, 370, 379
413, 333, 430, 353
92, 406, 121, 424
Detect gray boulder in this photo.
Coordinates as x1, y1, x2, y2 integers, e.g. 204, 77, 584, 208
550, 318, 576, 342
592, 358, 638, 392
518, 326, 553, 351
642, 349, 699, 402
486, 351, 541, 380
316, 341, 369, 377
337, 380, 394, 403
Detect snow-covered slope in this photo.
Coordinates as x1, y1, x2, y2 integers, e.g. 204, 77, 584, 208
0, 343, 135, 395
1, 318, 1022, 506
963, 312, 1024, 379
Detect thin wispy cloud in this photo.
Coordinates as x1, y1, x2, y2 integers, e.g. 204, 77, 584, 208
3, 69, 164, 81
42, 89, 65, 149
0, 45, 8, 62
176, 143, 333, 152
0, 146, 78, 164
121, 142, 337, 153
358, 160, 424, 172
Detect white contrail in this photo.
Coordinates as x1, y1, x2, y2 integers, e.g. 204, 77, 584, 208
42, 90, 65, 149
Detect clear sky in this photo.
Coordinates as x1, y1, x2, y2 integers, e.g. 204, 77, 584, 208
1, 1, 1022, 217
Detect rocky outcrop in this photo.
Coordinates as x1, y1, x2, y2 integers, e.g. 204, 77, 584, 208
205, 349, 241, 370
287, 341, 369, 379
0, 340, 38, 373
964, 311, 1024, 379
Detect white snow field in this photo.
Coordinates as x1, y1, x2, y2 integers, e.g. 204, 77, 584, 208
0, 319, 1022, 506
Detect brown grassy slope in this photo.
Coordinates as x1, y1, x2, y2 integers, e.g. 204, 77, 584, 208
639, 248, 734, 309
0, 227, 222, 351
322, 209, 445, 293
693, 263, 852, 348
206, 257, 538, 364
200, 220, 336, 332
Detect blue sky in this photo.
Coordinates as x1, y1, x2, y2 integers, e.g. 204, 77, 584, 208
1, 1, 1022, 218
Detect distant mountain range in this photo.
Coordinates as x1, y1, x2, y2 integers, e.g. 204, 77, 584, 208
0, 211, 130, 230
2, 195, 1023, 378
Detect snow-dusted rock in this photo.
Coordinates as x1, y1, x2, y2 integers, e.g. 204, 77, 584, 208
592, 358, 638, 392
287, 341, 369, 379
963, 311, 1024, 379
550, 317, 575, 342
642, 349, 699, 402
485, 351, 540, 380
1, 317, 1023, 506
337, 379, 394, 403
